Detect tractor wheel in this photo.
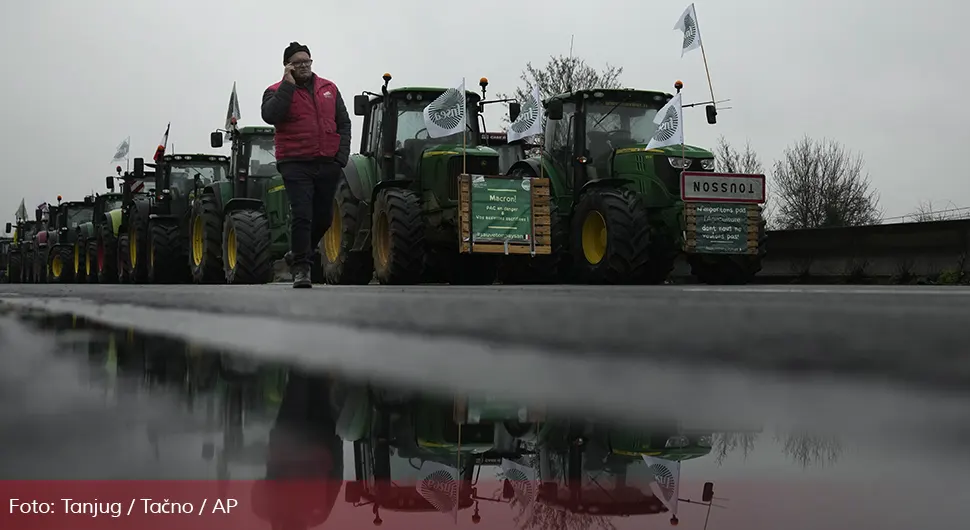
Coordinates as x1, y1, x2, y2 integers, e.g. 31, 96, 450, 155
73, 241, 86, 284
688, 217, 766, 285
569, 187, 650, 284
190, 195, 224, 284
35, 248, 49, 283
496, 172, 570, 284
48, 246, 74, 283
97, 225, 117, 283
371, 187, 425, 285
222, 209, 273, 284
127, 211, 149, 283
86, 240, 98, 283
8, 252, 21, 283
323, 177, 374, 285
148, 222, 187, 284
25, 251, 33, 283
117, 234, 130, 283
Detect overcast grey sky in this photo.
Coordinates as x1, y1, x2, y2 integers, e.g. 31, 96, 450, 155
2, 0, 967, 224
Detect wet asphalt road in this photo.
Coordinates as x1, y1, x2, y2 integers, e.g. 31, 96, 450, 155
1, 283, 969, 393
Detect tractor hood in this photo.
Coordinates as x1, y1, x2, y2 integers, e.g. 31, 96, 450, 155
419, 144, 498, 158
614, 143, 714, 158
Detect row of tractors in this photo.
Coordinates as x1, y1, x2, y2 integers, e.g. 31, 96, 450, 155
3, 75, 765, 286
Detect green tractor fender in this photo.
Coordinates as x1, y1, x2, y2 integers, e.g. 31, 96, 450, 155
106, 209, 123, 237
578, 177, 635, 196
199, 181, 231, 212
76, 221, 96, 242
223, 197, 264, 214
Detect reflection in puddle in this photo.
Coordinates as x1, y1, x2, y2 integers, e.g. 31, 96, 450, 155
0, 308, 964, 530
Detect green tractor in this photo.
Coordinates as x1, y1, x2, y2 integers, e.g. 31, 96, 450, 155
41, 196, 95, 283
74, 190, 124, 283
0, 233, 10, 283
108, 163, 157, 283
330, 73, 552, 285
505, 83, 766, 284
202, 124, 285, 284
7, 218, 39, 283
134, 153, 231, 283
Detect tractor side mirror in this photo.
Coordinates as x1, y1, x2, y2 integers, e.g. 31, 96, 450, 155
702, 482, 714, 503
509, 101, 521, 123
106, 176, 114, 190
706, 104, 717, 125
545, 100, 563, 120
210, 131, 224, 148
353, 94, 368, 116
133, 157, 145, 179
4, 222, 10, 233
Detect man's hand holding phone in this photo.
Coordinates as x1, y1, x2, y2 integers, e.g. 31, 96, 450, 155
283, 63, 296, 84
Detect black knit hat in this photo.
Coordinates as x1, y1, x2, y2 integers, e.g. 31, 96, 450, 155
283, 41, 310, 65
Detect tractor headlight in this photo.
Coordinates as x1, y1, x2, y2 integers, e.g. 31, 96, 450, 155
668, 157, 692, 169
700, 158, 716, 171
695, 434, 713, 447
665, 435, 689, 448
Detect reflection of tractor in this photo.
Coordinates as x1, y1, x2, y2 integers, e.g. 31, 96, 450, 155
136, 154, 231, 283
105, 163, 156, 283
329, 73, 556, 286
74, 192, 124, 283
40, 196, 95, 283
204, 93, 289, 284
342, 387, 541, 524
505, 83, 766, 284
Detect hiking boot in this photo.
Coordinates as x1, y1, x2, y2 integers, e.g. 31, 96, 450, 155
292, 265, 312, 289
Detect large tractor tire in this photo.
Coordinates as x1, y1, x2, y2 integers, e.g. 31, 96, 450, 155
569, 187, 650, 284
85, 240, 98, 283
8, 252, 21, 283
688, 216, 766, 285
371, 187, 425, 285
190, 195, 224, 284
73, 240, 86, 284
127, 212, 150, 283
148, 222, 188, 284
323, 177, 374, 285
34, 248, 48, 283
117, 234, 130, 283
97, 225, 117, 283
222, 209, 273, 284
24, 251, 34, 283
48, 246, 74, 283
496, 171, 570, 284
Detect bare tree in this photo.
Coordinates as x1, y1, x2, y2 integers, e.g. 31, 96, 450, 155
711, 431, 759, 466
713, 136, 775, 227
776, 432, 843, 468
907, 200, 967, 222
771, 136, 881, 229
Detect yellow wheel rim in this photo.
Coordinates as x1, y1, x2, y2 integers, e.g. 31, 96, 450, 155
150, 241, 155, 267
226, 225, 237, 270
323, 199, 341, 263
74, 244, 80, 273
374, 210, 390, 269
52, 255, 63, 278
581, 210, 608, 265
129, 225, 137, 267
191, 216, 204, 266
86, 250, 91, 276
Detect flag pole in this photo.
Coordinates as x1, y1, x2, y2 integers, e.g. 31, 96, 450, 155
462, 78, 467, 177
692, 4, 717, 106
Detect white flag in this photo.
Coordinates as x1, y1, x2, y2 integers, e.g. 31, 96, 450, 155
507, 84, 544, 143
423, 79, 467, 138
642, 455, 681, 517
646, 92, 684, 150
674, 3, 702, 57
111, 137, 130, 162
15, 198, 27, 222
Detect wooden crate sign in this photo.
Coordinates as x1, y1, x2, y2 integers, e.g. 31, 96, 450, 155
458, 174, 552, 255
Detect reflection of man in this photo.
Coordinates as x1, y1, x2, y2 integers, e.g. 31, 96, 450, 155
261, 41, 352, 288
251, 371, 343, 529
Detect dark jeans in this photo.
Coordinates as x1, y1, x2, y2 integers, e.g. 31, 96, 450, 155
279, 158, 341, 268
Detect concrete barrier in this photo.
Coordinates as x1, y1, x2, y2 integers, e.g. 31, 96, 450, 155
673, 219, 970, 284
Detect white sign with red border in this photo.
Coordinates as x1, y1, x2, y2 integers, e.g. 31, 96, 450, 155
681, 172, 766, 204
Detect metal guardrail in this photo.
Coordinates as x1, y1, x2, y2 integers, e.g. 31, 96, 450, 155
673, 219, 970, 284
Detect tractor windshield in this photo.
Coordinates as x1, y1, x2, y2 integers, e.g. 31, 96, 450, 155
67, 206, 93, 227
585, 99, 668, 149
244, 135, 278, 177
169, 163, 227, 194
395, 98, 479, 149
104, 198, 123, 212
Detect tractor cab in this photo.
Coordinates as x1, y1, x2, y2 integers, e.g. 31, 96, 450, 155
149, 153, 229, 216
210, 125, 278, 199
541, 87, 715, 202
51, 200, 94, 243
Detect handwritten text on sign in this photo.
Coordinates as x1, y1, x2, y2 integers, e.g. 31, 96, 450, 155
470, 176, 532, 242
689, 203, 751, 254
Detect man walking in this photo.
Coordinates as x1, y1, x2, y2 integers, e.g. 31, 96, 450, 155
261, 41, 352, 288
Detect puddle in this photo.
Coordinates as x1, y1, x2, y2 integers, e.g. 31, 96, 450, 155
0, 308, 967, 529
